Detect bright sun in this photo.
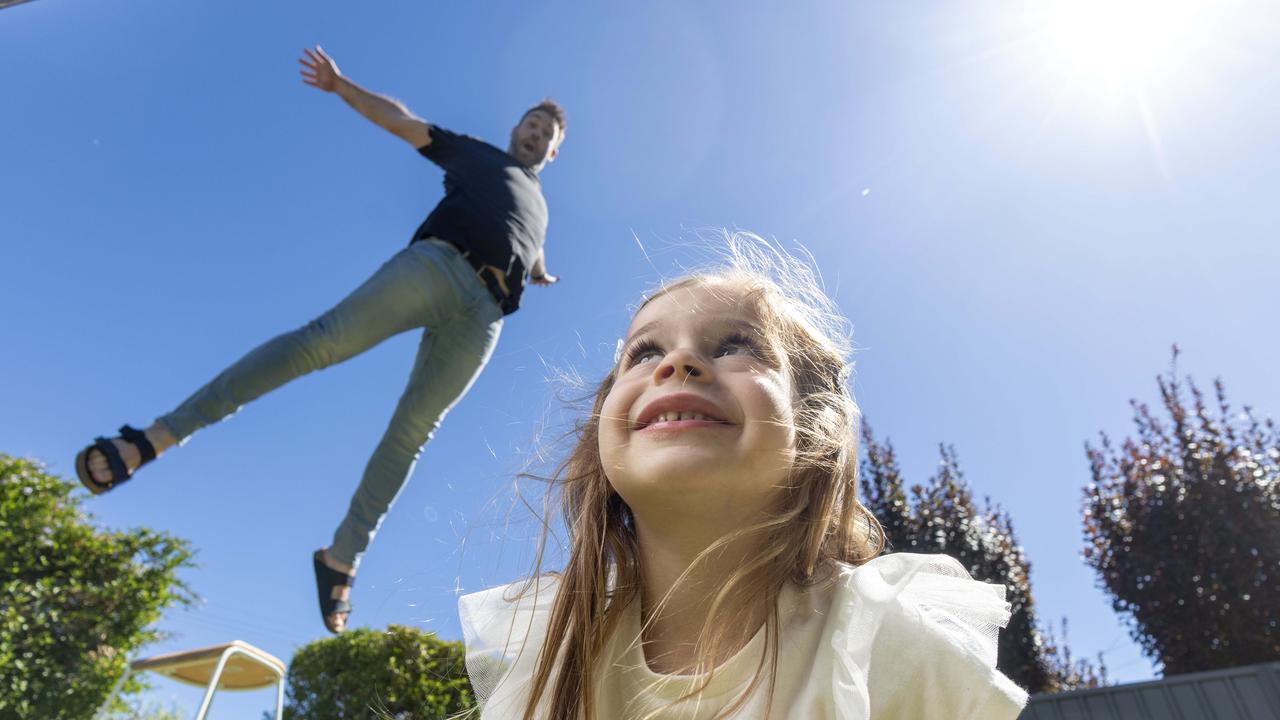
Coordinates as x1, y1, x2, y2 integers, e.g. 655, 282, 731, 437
1042, 0, 1205, 84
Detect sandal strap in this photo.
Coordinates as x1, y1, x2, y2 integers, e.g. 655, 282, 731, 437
313, 550, 356, 631
92, 436, 129, 490
318, 559, 356, 587
118, 425, 157, 465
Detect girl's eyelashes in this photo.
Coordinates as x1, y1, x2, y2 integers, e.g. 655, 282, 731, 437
623, 338, 663, 367
717, 331, 765, 359
621, 332, 772, 368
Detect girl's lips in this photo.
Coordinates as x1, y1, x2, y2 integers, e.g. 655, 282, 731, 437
636, 418, 732, 435
633, 392, 732, 430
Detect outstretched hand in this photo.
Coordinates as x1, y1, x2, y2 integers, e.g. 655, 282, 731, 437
530, 273, 559, 286
299, 46, 341, 92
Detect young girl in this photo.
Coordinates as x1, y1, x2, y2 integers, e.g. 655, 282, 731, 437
458, 239, 1029, 719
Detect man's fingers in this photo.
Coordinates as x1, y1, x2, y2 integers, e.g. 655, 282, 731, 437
304, 47, 327, 68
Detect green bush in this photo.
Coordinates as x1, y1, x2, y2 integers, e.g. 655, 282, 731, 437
105, 700, 184, 719
281, 625, 476, 719
0, 454, 195, 719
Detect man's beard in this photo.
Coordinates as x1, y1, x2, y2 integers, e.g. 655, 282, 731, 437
511, 138, 540, 166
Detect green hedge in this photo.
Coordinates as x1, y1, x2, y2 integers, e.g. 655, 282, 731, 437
281, 625, 476, 719
0, 454, 195, 719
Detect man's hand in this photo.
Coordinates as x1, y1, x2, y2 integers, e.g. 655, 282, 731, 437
530, 250, 557, 286
299, 45, 430, 147
299, 46, 342, 92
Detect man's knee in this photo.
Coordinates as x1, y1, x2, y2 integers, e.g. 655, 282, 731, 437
292, 314, 351, 368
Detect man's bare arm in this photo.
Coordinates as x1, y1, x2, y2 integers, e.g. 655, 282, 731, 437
299, 46, 431, 148
333, 76, 431, 148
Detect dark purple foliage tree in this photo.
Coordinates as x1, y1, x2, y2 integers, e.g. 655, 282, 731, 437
862, 423, 1106, 694
1083, 350, 1280, 675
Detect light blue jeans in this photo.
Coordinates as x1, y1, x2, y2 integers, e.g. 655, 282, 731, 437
157, 240, 504, 568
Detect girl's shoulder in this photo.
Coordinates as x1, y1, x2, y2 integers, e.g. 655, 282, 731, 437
829, 553, 1012, 649
457, 575, 561, 713
816, 553, 1029, 719
458, 574, 561, 629
458, 557, 1029, 719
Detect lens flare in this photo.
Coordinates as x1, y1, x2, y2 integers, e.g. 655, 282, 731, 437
1044, 0, 1203, 82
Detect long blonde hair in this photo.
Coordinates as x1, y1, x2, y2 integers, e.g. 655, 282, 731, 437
519, 235, 884, 719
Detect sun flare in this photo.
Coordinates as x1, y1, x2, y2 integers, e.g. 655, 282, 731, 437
1043, 0, 1204, 83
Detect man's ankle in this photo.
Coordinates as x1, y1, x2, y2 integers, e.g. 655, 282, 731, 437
323, 548, 355, 576
144, 423, 178, 455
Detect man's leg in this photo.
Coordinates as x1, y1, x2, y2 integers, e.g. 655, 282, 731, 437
83, 246, 446, 485
157, 248, 444, 442
328, 301, 504, 571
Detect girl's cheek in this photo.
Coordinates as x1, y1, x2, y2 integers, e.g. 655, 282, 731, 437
758, 376, 793, 413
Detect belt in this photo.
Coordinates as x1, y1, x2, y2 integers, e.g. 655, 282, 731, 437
424, 238, 510, 308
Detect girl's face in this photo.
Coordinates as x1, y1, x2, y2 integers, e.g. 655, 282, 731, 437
600, 282, 798, 529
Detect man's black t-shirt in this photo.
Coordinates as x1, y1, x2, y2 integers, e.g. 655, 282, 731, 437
411, 125, 548, 315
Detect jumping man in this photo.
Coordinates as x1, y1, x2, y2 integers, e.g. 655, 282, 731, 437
75, 46, 565, 633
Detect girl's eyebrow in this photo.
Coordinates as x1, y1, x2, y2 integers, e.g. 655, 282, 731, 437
719, 318, 767, 338
622, 317, 765, 346
623, 320, 663, 343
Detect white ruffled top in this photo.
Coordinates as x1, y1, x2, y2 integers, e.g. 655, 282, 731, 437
458, 553, 1029, 719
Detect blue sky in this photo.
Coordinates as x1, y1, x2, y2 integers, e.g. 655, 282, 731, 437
3, 0, 1279, 715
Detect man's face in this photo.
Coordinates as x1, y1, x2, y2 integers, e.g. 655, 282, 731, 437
509, 110, 561, 170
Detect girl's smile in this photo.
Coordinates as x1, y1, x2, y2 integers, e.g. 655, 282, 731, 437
600, 281, 797, 523
633, 391, 734, 435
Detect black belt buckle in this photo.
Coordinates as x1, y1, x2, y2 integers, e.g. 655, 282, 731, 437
433, 239, 508, 309
475, 263, 509, 309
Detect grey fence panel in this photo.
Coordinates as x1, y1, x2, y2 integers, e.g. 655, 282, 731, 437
1139, 686, 1179, 719
1019, 662, 1280, 720
1084, 694, 1115, 718
1234, 674, 1278, 719
1109, 691, 1147, 718
1059, 697, 1090, 720
1202, 679, 1244, 719
1025, 702, 1060, 720
1169, 681, 1210, 719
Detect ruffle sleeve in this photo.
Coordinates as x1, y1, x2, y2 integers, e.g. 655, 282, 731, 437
457, 575, 561, 718
827, 553, 1029, 720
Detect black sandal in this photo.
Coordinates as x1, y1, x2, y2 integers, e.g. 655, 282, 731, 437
313, 549, 355, 634
75, 425, 157, 495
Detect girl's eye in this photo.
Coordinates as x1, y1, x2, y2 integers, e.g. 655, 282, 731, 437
716, 332, 764, 359
624, 339, 663, 367
621, 333, 769, 368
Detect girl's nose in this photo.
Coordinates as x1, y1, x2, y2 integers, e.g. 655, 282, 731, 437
654, 347, 712, 383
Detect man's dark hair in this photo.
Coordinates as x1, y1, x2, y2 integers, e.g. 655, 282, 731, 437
523, 98, 567, 140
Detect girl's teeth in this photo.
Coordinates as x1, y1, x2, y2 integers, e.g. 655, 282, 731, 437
656, 411, 712, 423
